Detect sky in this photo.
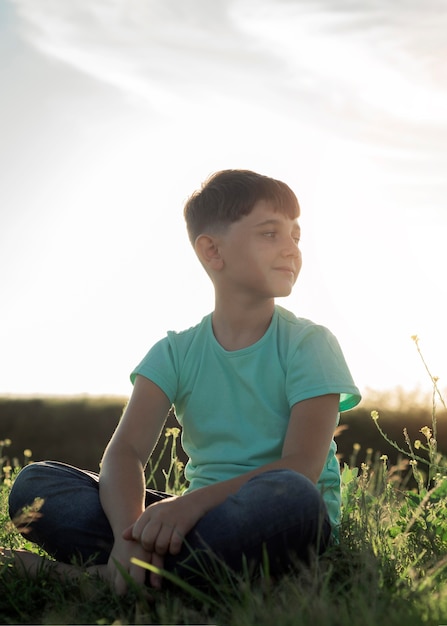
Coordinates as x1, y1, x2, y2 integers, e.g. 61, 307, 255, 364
1, 0, 446, 399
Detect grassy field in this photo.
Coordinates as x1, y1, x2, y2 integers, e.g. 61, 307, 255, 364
2, 392, 446, 482
1, 343, 446, 624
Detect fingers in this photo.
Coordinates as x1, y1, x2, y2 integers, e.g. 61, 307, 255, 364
122, 525, 133, 541
136, 521, 184, 556
167, 528, 184, 555
139, 521, 172, 555
110, 548, 165, 593
129, 555, 149, 588
113, 566, 130, 596
149, 552, 164, 589
127, 514, 184, 556
108, 545, 149, 595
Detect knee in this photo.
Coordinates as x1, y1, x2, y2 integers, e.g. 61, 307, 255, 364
248, 469, 326, 514
249, 467, 314, 493
8, 462, 49, 520
276, 469, 326, 506
253, 469, 331, 545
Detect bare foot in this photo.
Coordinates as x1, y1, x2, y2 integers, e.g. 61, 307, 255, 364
86, 563, 109, 579
0, 548, 153, 600
1, 547, 47, 576
0, 547, 103, 582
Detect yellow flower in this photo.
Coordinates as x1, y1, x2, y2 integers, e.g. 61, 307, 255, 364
23, 449, 32, 458
165, 427, 180, 439
420, 426, 432, 441
371, 410, 379, 421
414, 440, 422, 450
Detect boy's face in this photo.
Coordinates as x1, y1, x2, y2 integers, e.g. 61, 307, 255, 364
215, 199, 302, 300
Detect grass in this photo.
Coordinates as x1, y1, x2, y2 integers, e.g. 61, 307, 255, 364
1, 341, 447, 625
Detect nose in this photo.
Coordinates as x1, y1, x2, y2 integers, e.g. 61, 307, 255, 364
282, 236, 300, 258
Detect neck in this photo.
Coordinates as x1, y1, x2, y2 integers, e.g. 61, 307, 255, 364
212, 295, 275, 351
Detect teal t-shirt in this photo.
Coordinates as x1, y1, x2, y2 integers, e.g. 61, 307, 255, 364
131, 305, 361, 530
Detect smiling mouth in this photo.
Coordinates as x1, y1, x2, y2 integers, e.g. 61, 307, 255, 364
274, 268, 295, 283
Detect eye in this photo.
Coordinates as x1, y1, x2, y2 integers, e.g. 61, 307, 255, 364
263, 231, 277, 238
292, 229, 301, 244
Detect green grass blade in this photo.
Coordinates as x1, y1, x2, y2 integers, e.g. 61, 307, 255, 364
130, 557, 220, 607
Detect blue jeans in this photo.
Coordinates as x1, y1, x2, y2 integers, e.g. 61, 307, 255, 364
9, 461, 331, 584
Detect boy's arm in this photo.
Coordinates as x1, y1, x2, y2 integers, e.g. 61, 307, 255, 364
129, 393, 340, 559
98, 374, 172, 592
280, 393, 340, 482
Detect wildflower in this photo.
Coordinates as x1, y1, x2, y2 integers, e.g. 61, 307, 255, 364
2, 465, 12, 487
414, 440, 422, 450
409, 460, 417, 467
23, 449, 32, 458
429, 437, 437, 451
360, 462, 369, 482
371, 410, 379, 422
353, 443, 361, 452
165, 427, 180, 439
410, 334, 419, 342
380, 454, 388, 461
420, 426, 432, 441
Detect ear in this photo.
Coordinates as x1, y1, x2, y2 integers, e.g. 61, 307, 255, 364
194, 234, 224, 271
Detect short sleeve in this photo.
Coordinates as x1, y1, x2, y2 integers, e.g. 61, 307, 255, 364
130, 336, 179, 403
286, 325, 361, 412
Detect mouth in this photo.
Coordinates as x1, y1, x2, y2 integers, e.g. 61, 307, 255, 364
274, 268, 296, 284
275, 267, 295, 276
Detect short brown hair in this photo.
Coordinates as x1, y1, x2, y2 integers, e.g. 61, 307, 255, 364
184, 169, 300, 245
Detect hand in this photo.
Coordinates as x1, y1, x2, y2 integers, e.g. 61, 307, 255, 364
107, 538, 164, 594
123, 494, 204, 560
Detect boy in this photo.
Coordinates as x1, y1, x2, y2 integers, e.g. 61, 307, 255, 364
7, 169, 361, 593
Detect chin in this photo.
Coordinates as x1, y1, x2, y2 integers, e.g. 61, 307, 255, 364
275, 288, 293, 298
